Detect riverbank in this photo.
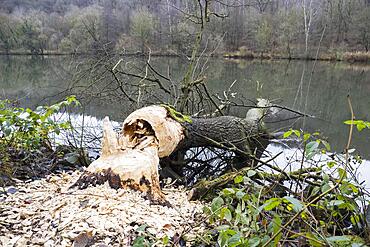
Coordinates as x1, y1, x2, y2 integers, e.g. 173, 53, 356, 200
2, 49, 369, 63
224, 49, 370, 63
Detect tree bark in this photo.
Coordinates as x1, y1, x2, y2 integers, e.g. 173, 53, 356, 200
73, 104, 270, 205
179, 116, 269, 158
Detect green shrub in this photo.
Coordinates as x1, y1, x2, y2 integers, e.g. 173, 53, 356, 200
0, 95, 79, 150
199, 129, 369, 246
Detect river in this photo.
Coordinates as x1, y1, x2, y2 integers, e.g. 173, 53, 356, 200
1, 55, 370, 159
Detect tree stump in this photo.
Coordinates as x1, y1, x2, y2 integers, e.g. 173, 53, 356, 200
73, 106, 184, 206
73, 103, 270, 205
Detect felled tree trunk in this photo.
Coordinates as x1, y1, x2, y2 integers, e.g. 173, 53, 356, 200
73, 103, 270, 205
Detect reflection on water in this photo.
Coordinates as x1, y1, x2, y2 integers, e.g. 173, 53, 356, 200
263, 143, 370, 191
1, 55, 370, 157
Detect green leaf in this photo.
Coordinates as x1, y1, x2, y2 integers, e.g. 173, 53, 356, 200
222, 188, 235, 196
323, 174, 330, 182
221, 207, 232, 222
235, 190, 245, 200
211, 197, 224, 212
4, 126, 11, 136
162, 235, 169, 245
344, 120, 362, 125
132, 236, 145, 246
272, 214, 282, 246
260, 198, 282, 212
326, 235, 351, 244
247, 170, 257, 177
306, 141, 319, 153
321, 140, 331, 151
283, 129, 293, 138
248, 237, 261, 247
216, 225, 231, 231
228, 232, 241, 245
350, 214, 361, 227
136, 224, 148, 232
327, 161, 336, 168
357, 122, 367, 131
292, 129, 301, 137
202, 206, 211, 215
305, 141, 319, 159
328, 200, 345, 207
64, 152, 79, 164
283, 196, 303, 212
303, 133, 311, 141
234, 175, 243, 184
348, 148, 356, 154
306, 232, 324, 247
338, 168, 347, 179
321, 183, 332, 193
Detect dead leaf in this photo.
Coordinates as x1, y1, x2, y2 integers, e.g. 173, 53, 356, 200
72, 231, 93, 247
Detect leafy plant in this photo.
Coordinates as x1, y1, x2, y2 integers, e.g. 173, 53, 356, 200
131, 224, 171, 247
0, 95, 79, 150
344, 120, 370, 132
199, 129, 369, 246
283, 128, 331, 158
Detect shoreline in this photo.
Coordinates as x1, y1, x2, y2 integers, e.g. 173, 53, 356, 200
0, 50, 369, 64
223, 50, 370, 63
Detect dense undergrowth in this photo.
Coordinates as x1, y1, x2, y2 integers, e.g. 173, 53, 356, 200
1, 97, 370, 246
194, 127, 370, 246
0, 96, 82, 185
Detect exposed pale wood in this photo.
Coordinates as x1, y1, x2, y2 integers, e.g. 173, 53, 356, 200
121, 105, 185, 157
74, 104, 270, 205
74, 106, 185, 205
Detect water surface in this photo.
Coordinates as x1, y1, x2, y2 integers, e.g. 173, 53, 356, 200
1, 55, 369, 157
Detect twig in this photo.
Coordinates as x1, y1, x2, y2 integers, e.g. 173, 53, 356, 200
262, 96, 355, 247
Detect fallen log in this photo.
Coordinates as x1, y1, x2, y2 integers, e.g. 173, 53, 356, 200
73, 102, 270, 205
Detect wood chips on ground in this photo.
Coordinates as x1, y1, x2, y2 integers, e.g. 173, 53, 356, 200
0, 171, 205, 247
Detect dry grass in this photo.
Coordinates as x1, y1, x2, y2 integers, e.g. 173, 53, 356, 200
343, 51, 370, 63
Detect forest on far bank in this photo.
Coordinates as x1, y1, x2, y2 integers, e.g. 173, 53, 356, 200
0, 0, 369, 57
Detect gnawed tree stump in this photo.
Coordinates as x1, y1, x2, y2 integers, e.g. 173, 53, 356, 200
74, 106, 185, 206
74, 102, 270, 205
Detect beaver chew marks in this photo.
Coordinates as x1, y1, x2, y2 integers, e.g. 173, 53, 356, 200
74, 106, 185, 206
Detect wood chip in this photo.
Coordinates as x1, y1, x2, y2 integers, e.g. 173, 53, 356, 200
0, 171, 205, 246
